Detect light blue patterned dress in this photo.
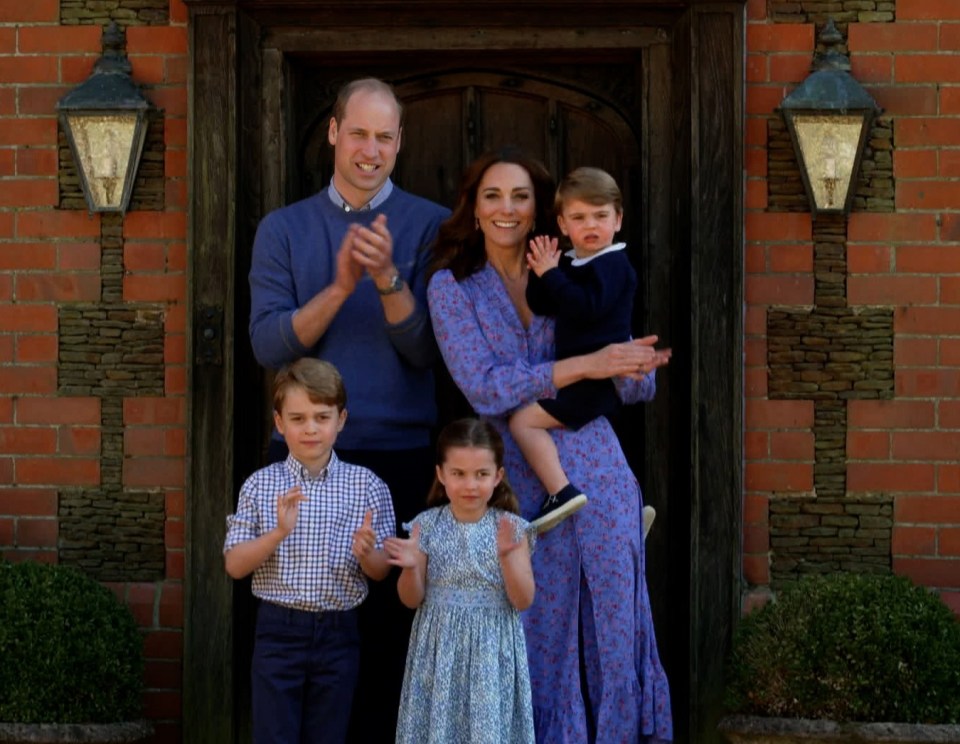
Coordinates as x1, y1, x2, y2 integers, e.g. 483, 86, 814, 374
395, 505, 536, 744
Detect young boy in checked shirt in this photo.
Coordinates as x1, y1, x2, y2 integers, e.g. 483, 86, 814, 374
224, 358, 395, 744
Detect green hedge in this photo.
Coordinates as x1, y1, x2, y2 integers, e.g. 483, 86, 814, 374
0, 561, 144, 724
725, 573, 960, 724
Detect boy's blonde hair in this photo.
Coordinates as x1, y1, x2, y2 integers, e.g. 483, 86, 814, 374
554, 166, 622, 213
272, 358, 347, 413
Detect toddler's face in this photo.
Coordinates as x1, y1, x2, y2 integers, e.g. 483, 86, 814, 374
558, 198, 622, 257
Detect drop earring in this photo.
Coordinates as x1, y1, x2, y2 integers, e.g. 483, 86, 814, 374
475, 217, 480, 230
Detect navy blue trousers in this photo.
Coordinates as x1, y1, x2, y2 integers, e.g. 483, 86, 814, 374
251, 601, 360, 744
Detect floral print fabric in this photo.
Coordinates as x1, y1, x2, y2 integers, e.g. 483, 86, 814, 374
428, 265, 673, 743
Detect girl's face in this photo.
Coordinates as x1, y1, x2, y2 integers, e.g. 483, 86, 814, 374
474, 162, 536, 255
436, 445, 504, 523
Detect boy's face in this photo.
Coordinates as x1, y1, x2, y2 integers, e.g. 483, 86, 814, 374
557, 198, 623, 257
274, 385, 346, 473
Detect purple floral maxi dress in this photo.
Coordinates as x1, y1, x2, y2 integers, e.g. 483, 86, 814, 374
428, 265, 673, 744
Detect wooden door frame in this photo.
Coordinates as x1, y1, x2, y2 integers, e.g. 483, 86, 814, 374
182, 3, 743, 742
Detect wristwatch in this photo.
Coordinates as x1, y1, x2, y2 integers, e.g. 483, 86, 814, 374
376, 271, 405, 296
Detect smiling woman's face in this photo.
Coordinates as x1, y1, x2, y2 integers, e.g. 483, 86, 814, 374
474, 162, 536, 254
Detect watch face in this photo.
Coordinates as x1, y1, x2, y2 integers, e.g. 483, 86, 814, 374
379, 273, 404, 295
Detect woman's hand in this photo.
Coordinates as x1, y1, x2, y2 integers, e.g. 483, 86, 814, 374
551, 335, 671, 390
586, 335, 672, 380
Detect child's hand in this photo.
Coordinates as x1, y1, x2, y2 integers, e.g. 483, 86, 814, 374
384, 524, 422, 568
352, 510, 377, 561
277, 485, 306, 535
497, 515, 525, 558
527, 235, 560, 277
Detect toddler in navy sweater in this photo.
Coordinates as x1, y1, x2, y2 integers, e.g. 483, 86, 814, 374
512, 167, 668, 535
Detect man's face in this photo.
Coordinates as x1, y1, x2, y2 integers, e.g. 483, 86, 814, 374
328, 89, 402, 209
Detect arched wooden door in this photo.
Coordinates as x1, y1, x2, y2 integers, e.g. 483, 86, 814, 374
298, 69, 642, 243
295, 67, 648, 427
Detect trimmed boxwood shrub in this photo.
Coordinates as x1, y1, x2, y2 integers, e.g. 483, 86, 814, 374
0, 560, 144, 724
725, 573, 960, 724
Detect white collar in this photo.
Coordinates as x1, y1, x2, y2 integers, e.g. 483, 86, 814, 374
566, 241, 627, 267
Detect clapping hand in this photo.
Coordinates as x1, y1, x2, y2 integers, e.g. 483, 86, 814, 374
384, 524, 422, 568
352, 510, 377, 561
277, 485, 306, 536
334, 225, 365, 295
352, 214, 396, 284
497, 516, 525, 558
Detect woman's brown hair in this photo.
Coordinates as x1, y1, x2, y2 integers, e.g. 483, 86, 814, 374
426, 418, 520, 515
429, 147, 557, 282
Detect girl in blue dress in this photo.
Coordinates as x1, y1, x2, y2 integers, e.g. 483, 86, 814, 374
385, 418, 536, 744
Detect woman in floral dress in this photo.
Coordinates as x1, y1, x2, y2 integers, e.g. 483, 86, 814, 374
426, 148, 673, 743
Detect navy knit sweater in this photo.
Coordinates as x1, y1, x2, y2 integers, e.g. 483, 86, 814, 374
249, 187, 449, 450
526, 243, 637, 359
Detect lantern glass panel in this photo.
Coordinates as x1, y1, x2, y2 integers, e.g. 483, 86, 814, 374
64, 112, 140, 211
792, 113, 864, 212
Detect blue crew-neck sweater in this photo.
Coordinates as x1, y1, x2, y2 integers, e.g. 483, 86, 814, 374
249, 187, 450, 450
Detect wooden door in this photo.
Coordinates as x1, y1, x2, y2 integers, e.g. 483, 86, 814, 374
186, 5, 744, 744
292, 63, 648, 427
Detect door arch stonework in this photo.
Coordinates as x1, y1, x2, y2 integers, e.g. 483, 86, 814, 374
183, 4, 744, 742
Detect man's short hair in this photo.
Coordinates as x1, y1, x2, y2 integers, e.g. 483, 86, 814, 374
273, 358, 347, 413
332, 77, 404, 126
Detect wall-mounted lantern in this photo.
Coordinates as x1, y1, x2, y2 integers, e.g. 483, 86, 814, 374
778, 19, 881, 216
56, 22, 152, 214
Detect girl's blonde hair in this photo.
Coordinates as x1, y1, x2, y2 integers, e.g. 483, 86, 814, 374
426, 418, 520, 515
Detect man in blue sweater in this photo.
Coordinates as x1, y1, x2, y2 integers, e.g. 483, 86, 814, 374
248, 77, 449, 743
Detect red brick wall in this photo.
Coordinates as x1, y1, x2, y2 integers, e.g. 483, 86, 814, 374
3, 0, 960, 739
745, 0, 960, 615
0, 1, 188, 741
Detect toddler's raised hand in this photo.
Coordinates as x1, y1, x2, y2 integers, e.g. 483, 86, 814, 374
277, 485, 305, 535
527, 235, 560, 277
384, 524, 422, 568
352, 510, 376, 561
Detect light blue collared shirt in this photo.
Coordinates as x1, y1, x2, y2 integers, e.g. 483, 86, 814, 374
327, 178, 394, 212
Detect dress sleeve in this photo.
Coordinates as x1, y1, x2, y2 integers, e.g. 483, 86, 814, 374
428, 270, 556, 416
615, 367, 658, 404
